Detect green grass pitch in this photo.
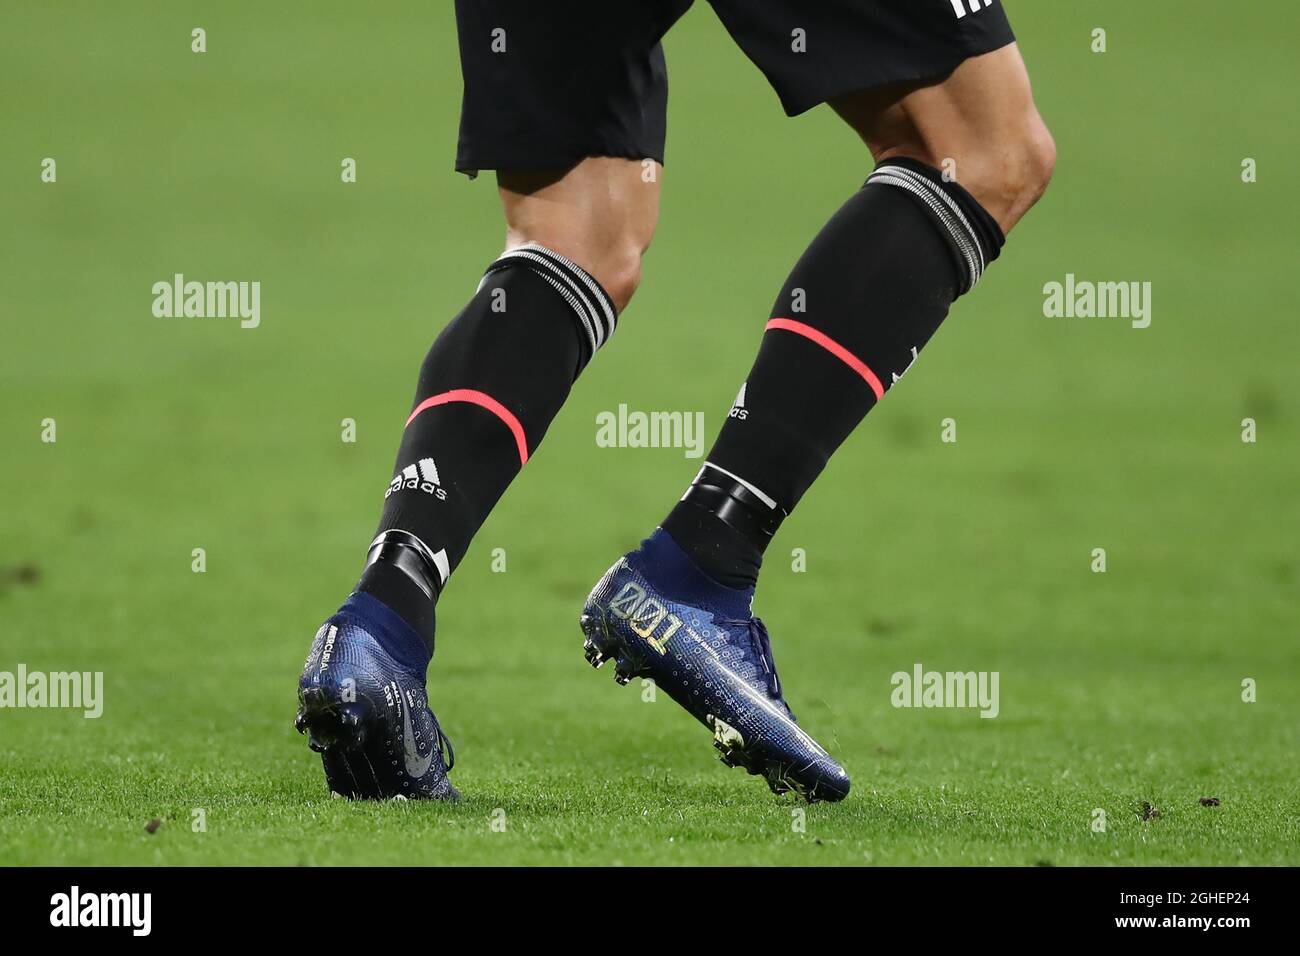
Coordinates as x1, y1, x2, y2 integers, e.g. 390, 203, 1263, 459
1, 2, 1297, 865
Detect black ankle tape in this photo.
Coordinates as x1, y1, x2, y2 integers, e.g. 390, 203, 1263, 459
866, 158, 1004, 295
365, 530, 447, 602
481, 243, 617, 374
681, 470, 786, 545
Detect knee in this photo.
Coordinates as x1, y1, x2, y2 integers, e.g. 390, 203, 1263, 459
1006, 114, 1057, 212
586, 209, 658, 311
499, 160, 660, 314
964, 114, 1057, 232
508, 220, 653, 314
564, 224, 654, 313
594, 235, 650, 312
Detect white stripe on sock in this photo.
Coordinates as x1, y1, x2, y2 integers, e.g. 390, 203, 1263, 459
498, 249, 602, 351
873, 166, 985, 281
518, 242, 617, 343
702, 461, 779, 511
867, 171, 980, 288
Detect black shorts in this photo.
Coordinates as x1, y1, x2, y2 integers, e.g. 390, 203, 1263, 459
454, 0, 1015, 175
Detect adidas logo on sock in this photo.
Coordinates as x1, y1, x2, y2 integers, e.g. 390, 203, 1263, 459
386, 458, 448, 500
728, 382, 749, 420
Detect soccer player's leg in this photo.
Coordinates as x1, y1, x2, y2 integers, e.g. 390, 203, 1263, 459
294, 1, 679, 799
830, 43, 1055, 235
297, 158, 658, 799
581, 39, 1054, 802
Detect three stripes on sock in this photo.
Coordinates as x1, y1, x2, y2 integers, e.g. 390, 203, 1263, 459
359, 158, 1006, 637
358, 243, 618, 648
665, 158, 1004, 589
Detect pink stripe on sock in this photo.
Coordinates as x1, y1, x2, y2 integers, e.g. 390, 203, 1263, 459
405, 389, 529, 466
765, 318, 885, 401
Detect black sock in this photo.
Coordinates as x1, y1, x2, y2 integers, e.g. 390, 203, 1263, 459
359, 244, 618, 650
663, 159, 1004, 590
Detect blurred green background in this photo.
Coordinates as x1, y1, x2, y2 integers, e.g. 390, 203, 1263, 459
1, 1, 1296, 865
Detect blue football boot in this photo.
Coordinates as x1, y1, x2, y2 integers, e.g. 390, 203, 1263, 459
580, 530, 850, 802
295, 591, 457, 800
